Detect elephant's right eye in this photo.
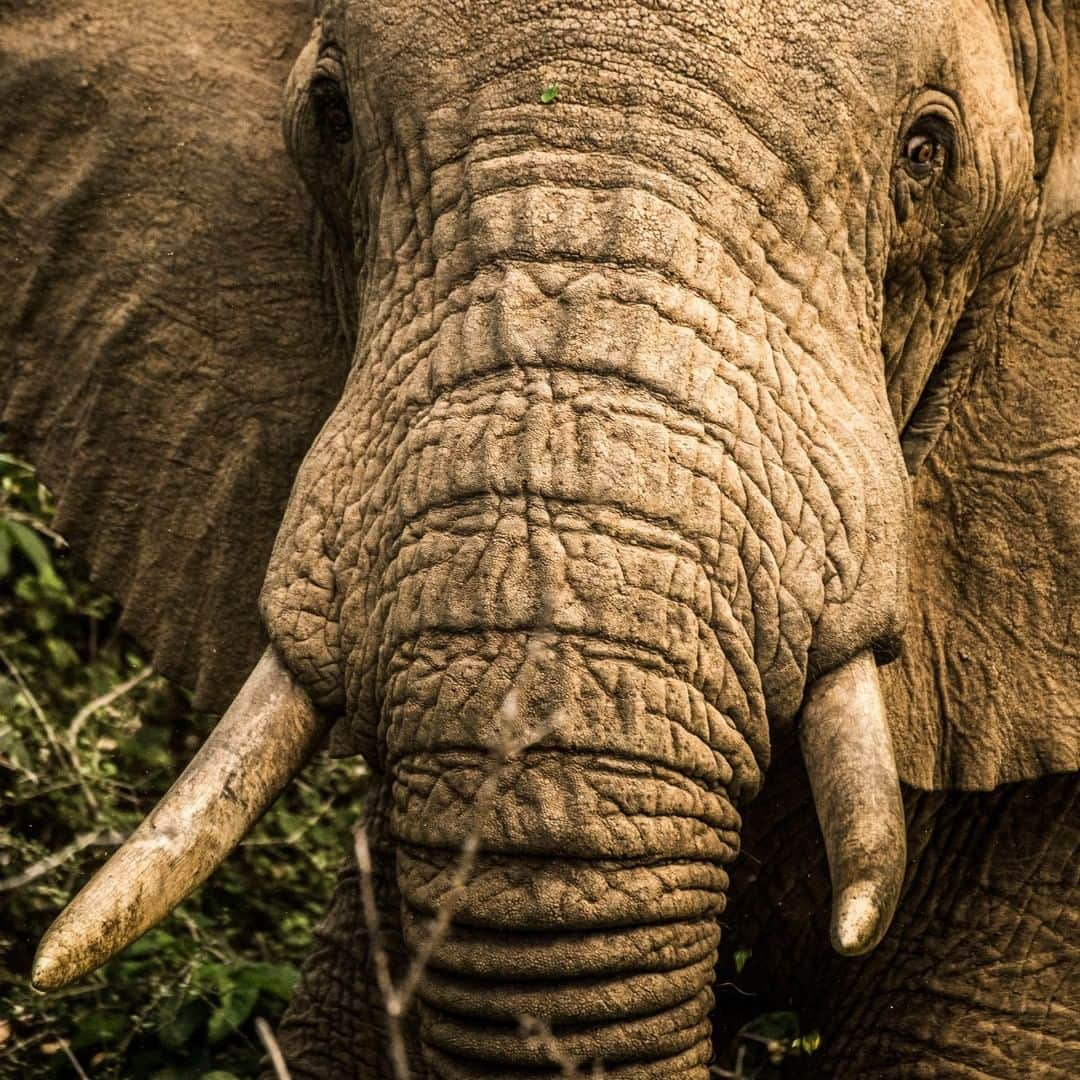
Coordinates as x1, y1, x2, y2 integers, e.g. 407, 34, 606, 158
311, 77, 353, 145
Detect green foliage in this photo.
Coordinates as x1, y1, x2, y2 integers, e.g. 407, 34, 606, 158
713, 1011, 823, 1079
540, 81, 560, 104
733, 947, 752, 974
0, 454, 367, 1078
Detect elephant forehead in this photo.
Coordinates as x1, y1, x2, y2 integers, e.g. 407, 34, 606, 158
339, 0, 951, 138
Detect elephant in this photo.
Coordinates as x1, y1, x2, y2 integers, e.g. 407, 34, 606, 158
2, 0, 1077, 1076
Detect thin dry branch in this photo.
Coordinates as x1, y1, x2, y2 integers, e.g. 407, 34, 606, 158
67, 665, 154, 747
519, 1016, 605, 1078
353, 618, 569, 1079
0, 646, 100, 814
353, 827, 410, 1080
0, 828, 123, 892
257, 1016, 292, 1080
55, 1036, 89, 1080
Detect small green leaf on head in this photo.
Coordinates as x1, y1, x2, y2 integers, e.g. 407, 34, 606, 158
540, 82, 560, 104
733, 946, 752, 973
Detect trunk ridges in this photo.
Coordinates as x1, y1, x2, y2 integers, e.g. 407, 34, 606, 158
399, 840, 731, 1073
263, 173, 888, 724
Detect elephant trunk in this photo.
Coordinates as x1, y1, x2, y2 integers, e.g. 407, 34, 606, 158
261, 171, 913, 1072
388, 632, 747, 1075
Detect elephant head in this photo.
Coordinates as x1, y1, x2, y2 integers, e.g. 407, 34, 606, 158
3, 0, 1077, 1075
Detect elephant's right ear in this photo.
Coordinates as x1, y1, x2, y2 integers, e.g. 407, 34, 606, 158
0, 4, 349, 712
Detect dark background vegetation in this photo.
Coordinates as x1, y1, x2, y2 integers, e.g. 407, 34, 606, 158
0, 453, 816, 1078
0, 453, 367, 1078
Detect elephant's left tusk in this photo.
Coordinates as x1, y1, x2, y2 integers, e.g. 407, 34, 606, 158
31, 646, 327, 992
799, 649, 907, 956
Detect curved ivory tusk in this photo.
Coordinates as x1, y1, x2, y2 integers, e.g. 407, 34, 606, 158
32, 647, 326, 992
799, 649, 907, 957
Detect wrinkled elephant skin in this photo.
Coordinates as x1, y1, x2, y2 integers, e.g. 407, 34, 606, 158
1, 0, 1077, 1077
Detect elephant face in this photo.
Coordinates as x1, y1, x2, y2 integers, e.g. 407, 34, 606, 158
264, 0, 1043, 724
4, 0, 1077, 1076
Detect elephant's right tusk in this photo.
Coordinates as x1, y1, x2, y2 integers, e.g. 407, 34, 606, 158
799, 649, 907, 956
32, 646, 327, 992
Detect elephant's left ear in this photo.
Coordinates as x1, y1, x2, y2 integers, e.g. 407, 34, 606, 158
0, 3, 349, 712
882, 3, 1080, 791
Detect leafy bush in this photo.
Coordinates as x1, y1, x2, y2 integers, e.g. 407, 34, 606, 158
0, 454, 367, 1079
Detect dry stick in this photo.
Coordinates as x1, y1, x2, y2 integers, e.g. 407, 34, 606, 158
0, 828, 122, 892
56, 1037, 90, 1080
0, 643, 102, 812
352, 735, 520, 1080
32, 1028, 91, 1080
67, 665, 154, 747
62, 666, 155, 824
256, 1017, 292, 1080
0, 646, 99, 814
0, 646, 49, 727
395, 705, 559, 1016
353, 828, 411, 1080
519, 1016, 605, 1078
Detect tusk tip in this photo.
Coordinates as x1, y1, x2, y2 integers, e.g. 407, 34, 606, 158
830, 882, 892, 957
30, 948, 71, 994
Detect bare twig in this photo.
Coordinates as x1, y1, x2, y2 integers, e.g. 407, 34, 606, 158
354, 619, 567, 1079
0, 646, 100, 814
67, 666, 154, 746
54, 1036, 89, 1080
352, 828, 409, 1079
519, 1016, 605, 1077
0, 646, 49, 727
0, 828, 123, 892
256, 1017, 292, 1080
0, 507, 68, 547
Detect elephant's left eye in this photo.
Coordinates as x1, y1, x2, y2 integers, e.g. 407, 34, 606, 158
900, 122, 951, 179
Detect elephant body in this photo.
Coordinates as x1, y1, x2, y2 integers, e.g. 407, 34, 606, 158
727, 758, 1080, 1077
2, 0, 1077, 1076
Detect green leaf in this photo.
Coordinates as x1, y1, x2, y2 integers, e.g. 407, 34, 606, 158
207, 982, 260, 1044
70, 1009, 129, 1050
237, 962, 300, 1001
733, 947, 752, 973
6, 519, 63, 591
799, 1030, 822, 1054
125, 929, 177, 959
46, 636, 80, 669
540, 82, 559, 104
0, 522, 13, 579
740, 1010, 801, 1041
158, 999, 207, 1051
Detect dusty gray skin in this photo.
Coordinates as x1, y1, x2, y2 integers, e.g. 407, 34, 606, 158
2, 0, 1077, 1076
